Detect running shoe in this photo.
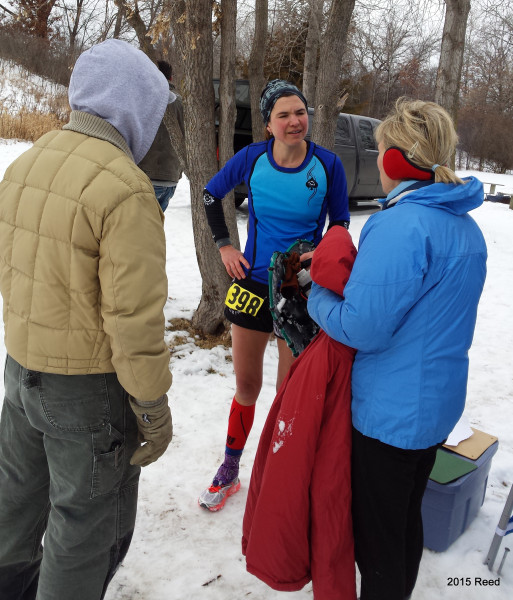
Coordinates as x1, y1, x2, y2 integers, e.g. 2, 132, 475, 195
198, 477, 241, 512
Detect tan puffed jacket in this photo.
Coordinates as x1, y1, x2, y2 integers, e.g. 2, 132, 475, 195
0, 112, 172, 402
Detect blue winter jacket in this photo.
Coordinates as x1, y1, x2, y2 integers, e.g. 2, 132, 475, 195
307, 177, 487, 450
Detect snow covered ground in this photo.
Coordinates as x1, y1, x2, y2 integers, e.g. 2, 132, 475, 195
0, 61, 67, 115
0, 138, 512, 599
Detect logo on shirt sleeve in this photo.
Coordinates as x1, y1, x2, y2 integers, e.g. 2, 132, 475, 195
204, 191, 216, 206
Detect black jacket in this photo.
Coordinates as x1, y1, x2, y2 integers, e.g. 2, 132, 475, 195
138, 84, 184, 184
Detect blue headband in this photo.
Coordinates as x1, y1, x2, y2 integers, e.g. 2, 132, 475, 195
259, 79, 308, 124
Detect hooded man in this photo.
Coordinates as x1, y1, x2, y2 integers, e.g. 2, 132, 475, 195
0, 39, 173, 600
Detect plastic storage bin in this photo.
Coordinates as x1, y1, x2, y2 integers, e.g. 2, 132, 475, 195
421, 440, 498, 552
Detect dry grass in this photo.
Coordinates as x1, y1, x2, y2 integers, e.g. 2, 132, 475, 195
0, 107, 68, 141
166, 317, 232, 351
0, 60, 70, 141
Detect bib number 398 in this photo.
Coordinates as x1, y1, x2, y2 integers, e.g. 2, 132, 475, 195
225, 283, 264, 316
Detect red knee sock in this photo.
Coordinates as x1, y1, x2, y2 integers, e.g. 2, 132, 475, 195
225, 396, 255, 455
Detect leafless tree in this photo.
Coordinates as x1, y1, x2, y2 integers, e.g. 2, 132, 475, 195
56, 0, 111, 54
166, 0, 235, 334
340, 1, 442, 117
0, 2, 16, 16
8, 0, 59, 38
63, 0, 85, 51
435, 0, 471, 126
264, 6, 307, 85
458, 5, 513, 172
311, 0, 355, 150
302, 0, 324, 105
218, 0, 237, 169
112, 0, 158, 60
248, 0, 268, 142
217, 0, 242, 260
109, 0, 236, 334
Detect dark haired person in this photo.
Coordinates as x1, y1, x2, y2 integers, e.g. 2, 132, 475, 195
198, 79, 350, 511
138, 59, 184, 212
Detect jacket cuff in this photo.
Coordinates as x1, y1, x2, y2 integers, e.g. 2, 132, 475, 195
328, 220, 350, 230
216, 238, 232, 249
130, 394, 167, 408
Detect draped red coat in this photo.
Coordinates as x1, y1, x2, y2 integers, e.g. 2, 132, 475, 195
242, 226, 358, 600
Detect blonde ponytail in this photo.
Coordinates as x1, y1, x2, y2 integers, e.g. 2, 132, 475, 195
376, 98, 464, 185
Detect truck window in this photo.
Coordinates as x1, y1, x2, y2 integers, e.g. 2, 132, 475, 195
235, 82, 251, 106
236, 107, 252, 131
335, 117, 353, 146
358, 120, 377, 150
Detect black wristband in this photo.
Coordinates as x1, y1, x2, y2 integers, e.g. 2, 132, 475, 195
216, 238, 232, 249
328, 220, 350, 230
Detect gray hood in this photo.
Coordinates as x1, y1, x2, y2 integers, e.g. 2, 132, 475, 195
68, 39, 169, 164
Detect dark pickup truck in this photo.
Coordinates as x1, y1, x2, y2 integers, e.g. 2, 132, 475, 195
214, 79, 385, 206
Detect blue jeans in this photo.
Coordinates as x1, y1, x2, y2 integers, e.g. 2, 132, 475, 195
0, 356, 141, 600
153, 184, 176, 212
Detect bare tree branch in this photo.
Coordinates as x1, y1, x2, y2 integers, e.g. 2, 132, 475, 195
0, 2, 16, 16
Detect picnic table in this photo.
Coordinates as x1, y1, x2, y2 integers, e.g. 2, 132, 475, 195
481, 181, 503, 195
481, 180, 513, 209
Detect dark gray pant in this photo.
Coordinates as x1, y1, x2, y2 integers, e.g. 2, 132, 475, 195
0, 356, 141, 600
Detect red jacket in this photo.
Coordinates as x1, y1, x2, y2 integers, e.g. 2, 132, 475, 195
242, 227, 357, 600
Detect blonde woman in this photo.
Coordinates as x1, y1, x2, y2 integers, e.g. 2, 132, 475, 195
308, 98, 487, 600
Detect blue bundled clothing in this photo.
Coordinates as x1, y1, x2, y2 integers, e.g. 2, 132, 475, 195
205, 139, 349, 284
308, 176, 487, 450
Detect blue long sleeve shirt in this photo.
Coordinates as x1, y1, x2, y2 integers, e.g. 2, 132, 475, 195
205, 139, 350, 283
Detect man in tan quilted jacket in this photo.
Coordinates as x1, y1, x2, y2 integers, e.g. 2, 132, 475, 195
0, 39, 173, 600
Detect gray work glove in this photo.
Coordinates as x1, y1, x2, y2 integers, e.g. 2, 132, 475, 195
129, 394, 173, 467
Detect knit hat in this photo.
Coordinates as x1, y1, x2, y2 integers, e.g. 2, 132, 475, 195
259, 79, 308, 124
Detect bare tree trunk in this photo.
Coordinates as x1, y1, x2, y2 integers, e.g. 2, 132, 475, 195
177, 0, 232, 334
248, 0, 268, 142
12, 0, 58, 38
218, 0, 241, 251
164, 4, 188, 179
66, 0, 84, 53
162, 105, 187, 177
302, 0, 324, 106
121, 0, 237, 335
218, 0, 236, 169
35, 0, 57, 38
311, 0, 355, 150
168, 0, 186, 66
435, 0, 470, 124
435, 0, 470, 169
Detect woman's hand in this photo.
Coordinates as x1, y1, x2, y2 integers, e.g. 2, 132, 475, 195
299, 250, 314, 268
219, 245, 250, 279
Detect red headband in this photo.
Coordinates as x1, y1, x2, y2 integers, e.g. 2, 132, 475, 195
382, 146, 434, 181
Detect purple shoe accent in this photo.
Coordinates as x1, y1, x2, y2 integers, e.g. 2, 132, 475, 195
213, 453, 241, 486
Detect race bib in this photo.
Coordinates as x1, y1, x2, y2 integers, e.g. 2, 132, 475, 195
225, 282, 264, 316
